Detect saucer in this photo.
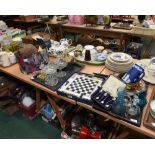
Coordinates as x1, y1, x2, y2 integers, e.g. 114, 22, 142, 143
150, 109, 155, 119
150, 100, 155, 119
95, 53, 107, 61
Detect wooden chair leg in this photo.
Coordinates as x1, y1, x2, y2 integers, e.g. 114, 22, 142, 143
46, 94, 65, 129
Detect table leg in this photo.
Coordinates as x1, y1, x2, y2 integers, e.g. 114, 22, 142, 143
46, 94, 65, 129
111, 124, 121, 138
108, 122, 118, 138
59, 25, 64, 39
120, 34, 125, 51
36, 88, 41, 112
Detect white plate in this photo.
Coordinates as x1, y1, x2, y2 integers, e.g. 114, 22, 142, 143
137, 59, 155, 84
110, 52, 131, 62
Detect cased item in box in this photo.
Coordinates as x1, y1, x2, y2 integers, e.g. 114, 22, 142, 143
19, 102, 37, 119
91, 87, 115, 111
57, 73, 103, 105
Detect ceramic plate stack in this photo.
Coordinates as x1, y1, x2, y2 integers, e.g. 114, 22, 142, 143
105, 52, 134, 73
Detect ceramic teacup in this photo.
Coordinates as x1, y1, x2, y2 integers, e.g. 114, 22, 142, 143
96, 46, 104, 53
122, 64, 145, 84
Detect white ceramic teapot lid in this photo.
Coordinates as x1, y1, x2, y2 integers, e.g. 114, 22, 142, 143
84, 45, 94, 51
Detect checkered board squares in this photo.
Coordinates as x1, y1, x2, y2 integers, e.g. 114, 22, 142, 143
58, 73, 103, 100
66, 77, 98, 94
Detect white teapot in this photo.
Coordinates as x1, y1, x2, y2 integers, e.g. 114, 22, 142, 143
54, 45, 66, 56
60, 38, 72, 47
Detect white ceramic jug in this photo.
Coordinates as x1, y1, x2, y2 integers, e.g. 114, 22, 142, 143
0, 52, 11, 67
8, 52, 16, 64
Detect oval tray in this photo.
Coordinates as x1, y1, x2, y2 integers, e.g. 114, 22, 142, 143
75, 56, 106, 65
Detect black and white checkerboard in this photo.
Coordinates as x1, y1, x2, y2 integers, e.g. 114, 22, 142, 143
58, 73, 103, 102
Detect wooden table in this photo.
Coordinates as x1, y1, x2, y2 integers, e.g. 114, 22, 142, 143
8, 18, 48, 32
47, 22, 155, 58
0, 63, 155, 138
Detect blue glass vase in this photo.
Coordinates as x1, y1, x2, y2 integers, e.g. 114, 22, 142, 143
112, 87, 126, 116
137, 90, 147, 109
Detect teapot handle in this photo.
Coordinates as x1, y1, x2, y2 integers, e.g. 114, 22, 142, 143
60, 38, 65, 43
68, 39, 72, 45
